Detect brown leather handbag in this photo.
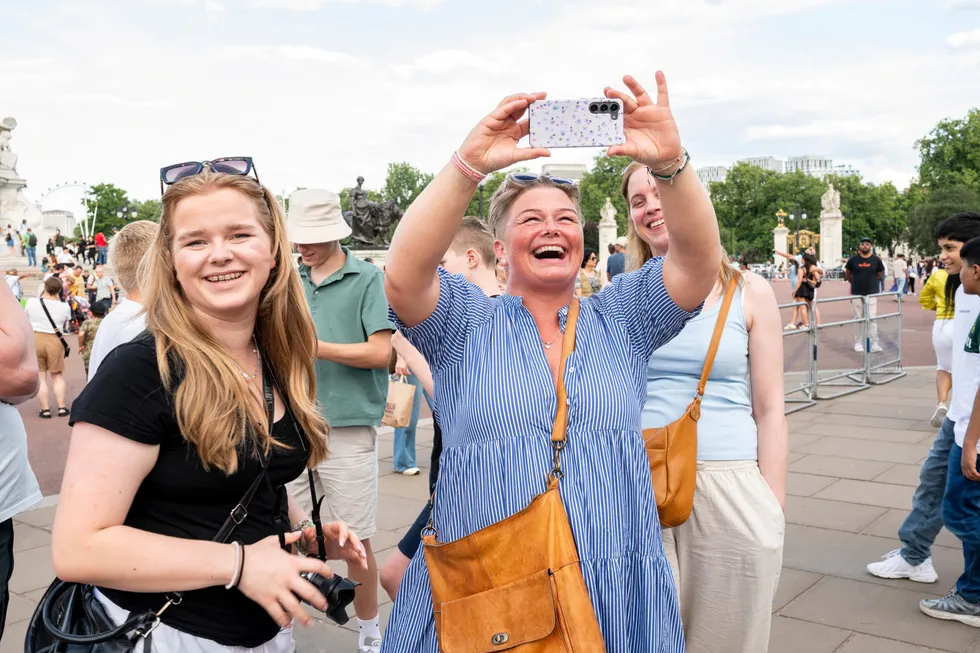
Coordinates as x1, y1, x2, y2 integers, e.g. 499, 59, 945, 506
422, 298, 606, 653
643, 275, 739, 528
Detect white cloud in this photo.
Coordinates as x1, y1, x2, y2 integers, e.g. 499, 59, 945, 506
948, 28, 980, 49
249, 0, 443, 9
217, 44, 364, 66
948, 0, 980, 9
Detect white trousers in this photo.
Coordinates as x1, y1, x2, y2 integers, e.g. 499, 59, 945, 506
661, 461, 785, 653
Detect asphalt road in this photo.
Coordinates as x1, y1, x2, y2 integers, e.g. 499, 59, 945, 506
16, 276, 938, 497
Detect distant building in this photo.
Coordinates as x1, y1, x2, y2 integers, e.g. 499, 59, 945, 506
40, 210, 76, 242
785, 155, 834, 178
540, 163, 587, 183
739, 156, 784, 173
697, 166, 728, 194
832, 164, 861, 178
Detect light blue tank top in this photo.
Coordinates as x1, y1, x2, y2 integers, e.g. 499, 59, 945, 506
641, 286, 758, 460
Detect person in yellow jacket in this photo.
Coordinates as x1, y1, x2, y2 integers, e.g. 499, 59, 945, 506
920, 266, 954, 427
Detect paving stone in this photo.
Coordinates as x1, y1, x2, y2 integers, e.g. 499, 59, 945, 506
4, 592, 36, 624
13, 506, 56, 531
368, 528, 406, 554
814, 479, 915, 510
875, 463, 927, 487
378, 471, 432, 502
790, 434, 824, 451
787, 472, 838, 497
292, 617, 359, 652
836, 633, 956, 653
796, 437, 929, 464
375, 494, 429, 532
819, 400, 936, 422
811, 412, 927, 431
779, 576, 977, 651
773, 568, 822, 611
834, 393, 941, 408
767, 615, 851, 653
7, 545, 55, 594
786, 495, 888, 533
789, 454, 895, 480
788, 452, 807, 464
0, 618, 29, 653
12, 522, 50, 552
861, 509, 961, 550
796, 422, 933, 444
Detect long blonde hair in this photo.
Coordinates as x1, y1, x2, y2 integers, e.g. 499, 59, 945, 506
141, 171, 328, 474
621, 161, 741, 290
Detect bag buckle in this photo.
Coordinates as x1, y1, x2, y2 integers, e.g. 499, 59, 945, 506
230, 504, 248, 525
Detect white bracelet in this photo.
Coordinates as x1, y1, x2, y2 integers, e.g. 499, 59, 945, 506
224, 542, 243, 590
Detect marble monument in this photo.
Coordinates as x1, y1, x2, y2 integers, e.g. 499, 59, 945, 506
0, 117, 44, 238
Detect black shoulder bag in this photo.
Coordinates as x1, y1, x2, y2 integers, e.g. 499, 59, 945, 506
24, 362, 328, 653
38, 298, 71, 358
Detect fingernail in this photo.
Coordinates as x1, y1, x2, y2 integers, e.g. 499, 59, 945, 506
340, 535, 346, 546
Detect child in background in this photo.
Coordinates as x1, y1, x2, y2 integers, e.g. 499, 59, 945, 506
77, 300, 106, 376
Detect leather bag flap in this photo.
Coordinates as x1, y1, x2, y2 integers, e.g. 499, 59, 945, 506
440, 569, 557, 653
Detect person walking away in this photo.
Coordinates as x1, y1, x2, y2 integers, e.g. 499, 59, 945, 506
868, 213, 980, 585
920, 235, 980, 626
379, 216, 501, 601
0, 282, 43, 642
606, 236, 627, 282
391, 355, 424, 476
920, 262, 954, 427
575, 248, 601, 297
624, 162, 787, 652
285, 188, 393, 653
77, 300, 106, 377
381, 72, 719, 653
909, 259, 918, 294
894, 254, 909, 299
845, 237, 885, 353
23, 277, 72, 418
86, 221, 158, 379
24, 228, 37, 267
94, 231, 108, 264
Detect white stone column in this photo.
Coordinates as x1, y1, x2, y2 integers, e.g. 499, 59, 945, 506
773, 223, 789, 258
819, 211, 844, 267
598, 197, 618, 262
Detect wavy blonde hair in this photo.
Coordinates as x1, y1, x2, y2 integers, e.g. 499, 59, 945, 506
141, 171, 328, 474
621, 161, 741, 289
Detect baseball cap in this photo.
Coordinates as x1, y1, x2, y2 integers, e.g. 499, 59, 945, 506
859, 236, 872, 243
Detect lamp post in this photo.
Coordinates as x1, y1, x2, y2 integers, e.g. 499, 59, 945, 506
478, 183, 485, 218
788, 210, 807, 255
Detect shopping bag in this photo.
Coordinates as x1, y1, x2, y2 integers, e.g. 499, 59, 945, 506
382, 375, 415, 428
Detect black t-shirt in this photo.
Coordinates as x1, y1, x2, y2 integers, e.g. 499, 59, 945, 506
69, 334, 310, 648
845, 254, 884, 296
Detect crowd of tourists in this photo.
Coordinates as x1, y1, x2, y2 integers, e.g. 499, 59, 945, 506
0, 69, 975, 653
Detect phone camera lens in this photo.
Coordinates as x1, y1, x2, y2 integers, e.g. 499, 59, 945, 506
599, 103, 609, 112
589, 103, 598, 113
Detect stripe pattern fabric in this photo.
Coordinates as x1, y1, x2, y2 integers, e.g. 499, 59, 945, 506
381, 257, 695, 653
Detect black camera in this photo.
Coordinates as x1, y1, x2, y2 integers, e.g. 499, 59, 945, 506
300, 572, 360, 625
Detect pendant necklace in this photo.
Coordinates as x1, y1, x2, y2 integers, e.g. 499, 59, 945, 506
542, 332, 561, 350
239, 337, 260, 380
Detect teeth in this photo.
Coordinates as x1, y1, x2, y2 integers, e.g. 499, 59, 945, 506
207, 272, 243, 282
533, 245, 565, 255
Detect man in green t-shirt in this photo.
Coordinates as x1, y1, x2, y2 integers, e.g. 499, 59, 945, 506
284, 188, 393, 653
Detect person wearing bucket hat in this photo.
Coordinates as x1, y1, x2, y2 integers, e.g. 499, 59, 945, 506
284, 188, 394, 653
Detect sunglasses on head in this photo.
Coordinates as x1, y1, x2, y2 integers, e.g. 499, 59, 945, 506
159, 157, 259, 194
508, 172, 574, 186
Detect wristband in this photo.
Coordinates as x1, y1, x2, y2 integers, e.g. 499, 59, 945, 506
225, 541, 244, 590
451, 150, 487, 184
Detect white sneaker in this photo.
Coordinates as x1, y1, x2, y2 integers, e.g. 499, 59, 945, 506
870, 344, 883, 353
400, 467, 421, 476
854, 343, 864, 353
784, 323, 797, 331
931, 403, 949, 428
359, 637, 383, 653
867, 549, 938, 583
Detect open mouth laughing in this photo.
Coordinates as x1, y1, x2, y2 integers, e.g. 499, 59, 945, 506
532, 245, 567, 261
205, 271, 245, 284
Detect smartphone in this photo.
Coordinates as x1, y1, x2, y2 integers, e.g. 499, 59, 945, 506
528, 98, 625, 148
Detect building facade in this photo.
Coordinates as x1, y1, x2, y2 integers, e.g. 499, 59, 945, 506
697, 165, 728, 194
739, 156, 784, 173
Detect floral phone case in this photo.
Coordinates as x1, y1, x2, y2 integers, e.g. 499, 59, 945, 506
528, 99, 625, 148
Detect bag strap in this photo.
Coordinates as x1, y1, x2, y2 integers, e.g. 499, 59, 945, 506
548, 298, 580, 481
38, 297, 69, 349
694, 276, 739, 399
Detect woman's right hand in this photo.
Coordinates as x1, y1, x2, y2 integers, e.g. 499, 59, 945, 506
237, 532, 334, 629
457, 93, 551, 175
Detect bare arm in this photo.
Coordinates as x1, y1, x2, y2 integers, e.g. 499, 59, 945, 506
744, 273, 788, 508
961, 387, 980, 482
391, 331, 434, 397
0, 284, 39, 404
317, 331, 393, 369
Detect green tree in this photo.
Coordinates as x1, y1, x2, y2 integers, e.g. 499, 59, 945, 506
382, 163, 434, 210
906, 186, 980, 255
465, 169, 525, 219
578, 155, 633, 233
916, 109, 980, 193
823, 175, 905, 256
134, 199, 162, 223
84, 183, 136, 235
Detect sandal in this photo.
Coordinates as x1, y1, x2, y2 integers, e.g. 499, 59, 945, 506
57, 407, 70, 417
39, 409, 51, 419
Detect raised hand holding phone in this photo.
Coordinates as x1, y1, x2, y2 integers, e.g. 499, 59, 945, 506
604, 71, 683, 170
456, 92, 551, 176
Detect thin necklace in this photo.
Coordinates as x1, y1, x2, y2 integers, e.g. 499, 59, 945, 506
542, 332, 561, 350
238, 337, 260, 380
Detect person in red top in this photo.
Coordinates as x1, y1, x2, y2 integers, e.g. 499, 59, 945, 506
94, 232, 108, 265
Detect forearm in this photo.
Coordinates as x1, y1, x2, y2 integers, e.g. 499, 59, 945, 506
392, 339, 435, 397
317, 340, 391, 369
0, 285, 39, 402
757, 410, 789, 504
54, 525, 236, 592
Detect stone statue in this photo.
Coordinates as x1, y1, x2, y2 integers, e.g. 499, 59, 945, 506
821, 183, 841, 215
0, 116, 43, 237
342, 176, 403, 247
0, 117, 22, 181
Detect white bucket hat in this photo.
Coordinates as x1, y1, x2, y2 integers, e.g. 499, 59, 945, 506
286, 188, 352, 245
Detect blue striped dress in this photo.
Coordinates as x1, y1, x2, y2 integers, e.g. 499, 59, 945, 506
382, 257, 694, 652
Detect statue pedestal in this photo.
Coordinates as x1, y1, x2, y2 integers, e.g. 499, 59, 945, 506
598, 198, 618, 263
819, 211, 844, 267
349, 248, 388, 269
0, 177, 43, 235
773, 225, 789, 259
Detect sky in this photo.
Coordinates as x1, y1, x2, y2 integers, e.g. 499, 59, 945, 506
1, 0, 978, 212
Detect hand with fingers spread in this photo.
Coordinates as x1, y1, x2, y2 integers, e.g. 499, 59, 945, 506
604, 71, 683, 170
298, 521, 368, 570
237, 532, 335, 629
456, 92, 552, 176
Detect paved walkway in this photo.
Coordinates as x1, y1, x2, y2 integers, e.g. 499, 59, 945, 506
0, 376, 973, 646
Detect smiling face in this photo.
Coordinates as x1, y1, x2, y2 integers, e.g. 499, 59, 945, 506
493, 187, 583, 293
626, 168, 667, 256
295, 241, 338, 268
939, 238, 965, 275
170, 188, 276, 324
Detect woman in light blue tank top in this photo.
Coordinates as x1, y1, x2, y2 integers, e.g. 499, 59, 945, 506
622, 163, 788, 653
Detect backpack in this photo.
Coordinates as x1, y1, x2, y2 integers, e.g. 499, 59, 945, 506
28, 233, 37, 247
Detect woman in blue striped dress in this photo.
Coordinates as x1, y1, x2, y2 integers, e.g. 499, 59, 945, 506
381, 72, 721, 652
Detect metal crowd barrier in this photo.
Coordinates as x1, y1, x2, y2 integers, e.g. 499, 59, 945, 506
779, 292, 905, 413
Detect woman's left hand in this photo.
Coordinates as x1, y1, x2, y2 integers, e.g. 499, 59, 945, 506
603, 71, 682, 170
300, 522, 368, 569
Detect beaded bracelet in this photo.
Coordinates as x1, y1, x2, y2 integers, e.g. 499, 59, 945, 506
648, 149, 691, 184
451, 150, 487, 184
